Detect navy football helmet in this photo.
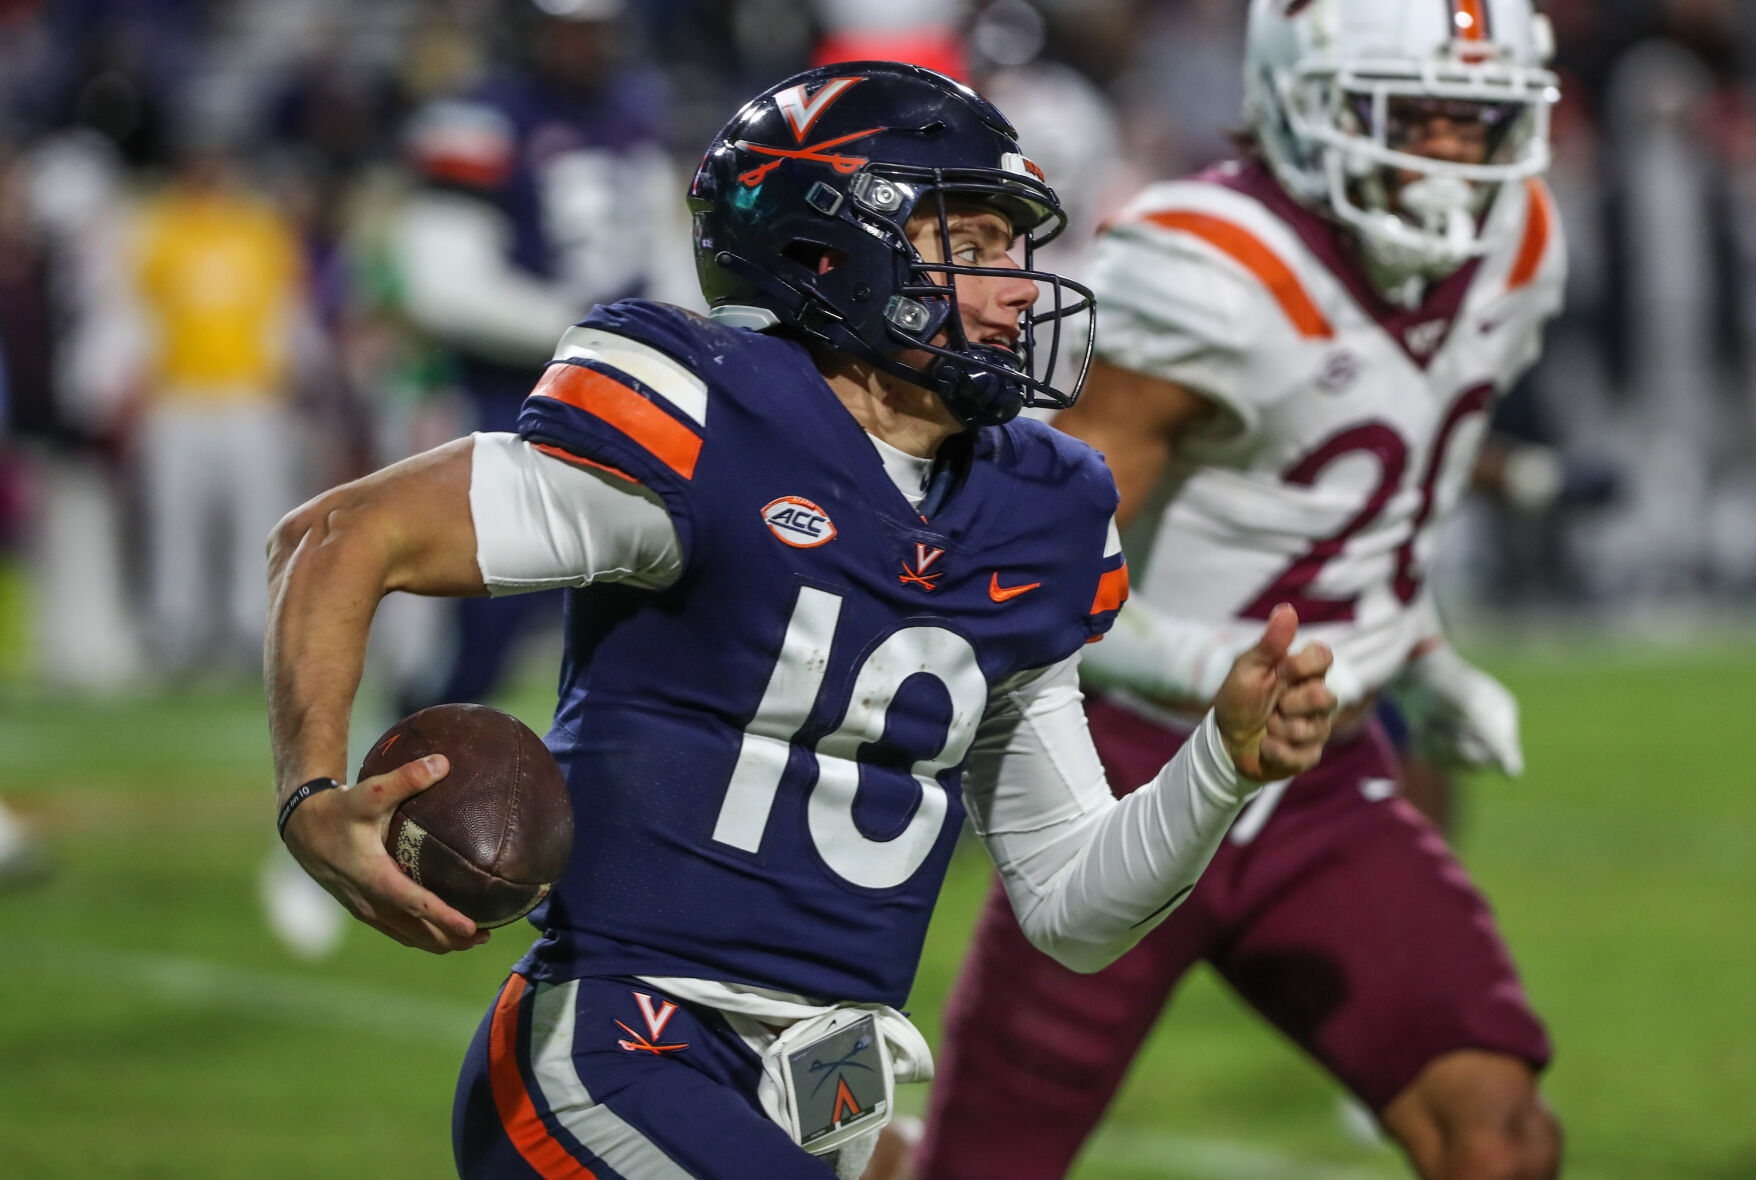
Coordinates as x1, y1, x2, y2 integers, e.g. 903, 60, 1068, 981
689, 61, 1094, 427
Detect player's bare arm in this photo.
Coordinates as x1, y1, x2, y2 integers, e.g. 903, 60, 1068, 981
265, 438, 489, 953
1051, 360, 1217, 527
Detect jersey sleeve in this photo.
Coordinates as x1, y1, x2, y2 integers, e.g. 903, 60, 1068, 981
1084, 515, 1129, 643
1011, 421, 1129, 650
961, 653, 1253, 972
1088, 196, 1305, 439
469, 432, 682, 595
516, 301, 713, 567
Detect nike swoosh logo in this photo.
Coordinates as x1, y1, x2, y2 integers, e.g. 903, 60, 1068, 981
989, 573, 1042, 603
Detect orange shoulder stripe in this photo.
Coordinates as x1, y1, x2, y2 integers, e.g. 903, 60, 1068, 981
1090, 563, 1130, 616
1508, 178, 1553, 292
530, 363, 702, 481
530, 442, 641, 484
487, 975, 598, 1179
1138, 209, 1334, 339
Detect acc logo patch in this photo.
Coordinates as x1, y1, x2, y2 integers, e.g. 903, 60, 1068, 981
762, 496, 838, 548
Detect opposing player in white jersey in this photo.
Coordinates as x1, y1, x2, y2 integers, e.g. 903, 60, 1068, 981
920, 2, 1566, 1178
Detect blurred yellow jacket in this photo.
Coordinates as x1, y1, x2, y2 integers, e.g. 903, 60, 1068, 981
134, 186, 302, 399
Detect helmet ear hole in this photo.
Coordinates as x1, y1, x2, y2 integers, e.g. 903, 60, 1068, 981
781, 240, 848, 275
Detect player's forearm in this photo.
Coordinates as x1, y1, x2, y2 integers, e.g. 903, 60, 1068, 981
1013, 713, 1251, 972
965, 658, 1255, 973
266, 442, 484, 806
265, 497, 391, 804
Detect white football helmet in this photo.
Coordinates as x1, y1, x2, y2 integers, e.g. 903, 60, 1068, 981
1244, 0, 1560, 281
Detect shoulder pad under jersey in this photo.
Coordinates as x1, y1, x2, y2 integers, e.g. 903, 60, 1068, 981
1093, 174, 1333, 434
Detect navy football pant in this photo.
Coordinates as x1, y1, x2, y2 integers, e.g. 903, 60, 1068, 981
455, 973, 834, 1179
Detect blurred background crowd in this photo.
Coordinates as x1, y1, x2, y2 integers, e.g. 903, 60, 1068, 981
1, 0, 1754, 696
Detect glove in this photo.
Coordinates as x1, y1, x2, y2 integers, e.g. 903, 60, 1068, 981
1393, 645, 1523, 776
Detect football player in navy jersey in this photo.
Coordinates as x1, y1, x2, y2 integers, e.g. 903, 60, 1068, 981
392, 0, 691, 712
266, 62, 1336, 1179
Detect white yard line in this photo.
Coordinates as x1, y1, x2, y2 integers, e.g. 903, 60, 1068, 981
22, 941, 1402, 1179
23, 940, 485, 1046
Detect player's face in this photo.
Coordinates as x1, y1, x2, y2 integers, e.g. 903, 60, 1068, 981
906, 205, 1039, 356
1374, 96, 1515, 212
1383, 97, 1499, 166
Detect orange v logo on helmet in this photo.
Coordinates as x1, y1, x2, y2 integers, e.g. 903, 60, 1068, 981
735, 77, 879, 188
775, 77, 865, 142
735, 127, 883, 188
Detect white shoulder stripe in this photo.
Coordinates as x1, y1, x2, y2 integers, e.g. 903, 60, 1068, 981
551, 325, 709, 427
1104, 517, 1123, 559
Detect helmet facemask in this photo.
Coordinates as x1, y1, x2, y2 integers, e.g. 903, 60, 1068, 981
1258, 42, 1558, 289
792, 163, 1094, 428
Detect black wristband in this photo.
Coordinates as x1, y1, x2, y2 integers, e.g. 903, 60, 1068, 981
277, 777, 344, 840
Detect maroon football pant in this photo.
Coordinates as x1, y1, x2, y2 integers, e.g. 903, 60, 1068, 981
917, 694, 1551, 1180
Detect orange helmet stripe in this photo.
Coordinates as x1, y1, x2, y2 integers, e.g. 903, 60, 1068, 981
1452, 0, 1489, 42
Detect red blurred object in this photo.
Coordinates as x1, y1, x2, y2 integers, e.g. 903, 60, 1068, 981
812, 27, 969, 83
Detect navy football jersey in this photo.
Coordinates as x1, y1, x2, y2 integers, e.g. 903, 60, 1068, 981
513, 300, 1127, 1006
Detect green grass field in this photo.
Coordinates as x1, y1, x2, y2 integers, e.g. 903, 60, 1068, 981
1, 634, 1752, 1178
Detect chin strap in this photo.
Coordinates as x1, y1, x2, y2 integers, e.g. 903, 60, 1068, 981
926, 345, 1029, 428
1346, 172, 1483, 296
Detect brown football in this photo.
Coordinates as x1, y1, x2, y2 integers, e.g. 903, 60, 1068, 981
359, 703, 573, 929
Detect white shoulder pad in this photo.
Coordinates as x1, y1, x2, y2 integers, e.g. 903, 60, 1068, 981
1092, 181, 1329, 435
1518, 179, 1568, 320
1485, 179, 1569, 383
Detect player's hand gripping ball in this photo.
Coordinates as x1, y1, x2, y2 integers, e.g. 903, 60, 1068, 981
359, 704, 573, 929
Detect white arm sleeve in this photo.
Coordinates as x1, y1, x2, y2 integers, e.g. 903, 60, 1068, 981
395, 193, 582, 367
468, 432, 682, 594
962, 653, 1258, 973
1082, 599, 1366, 709
1079, 599, 1255, 704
